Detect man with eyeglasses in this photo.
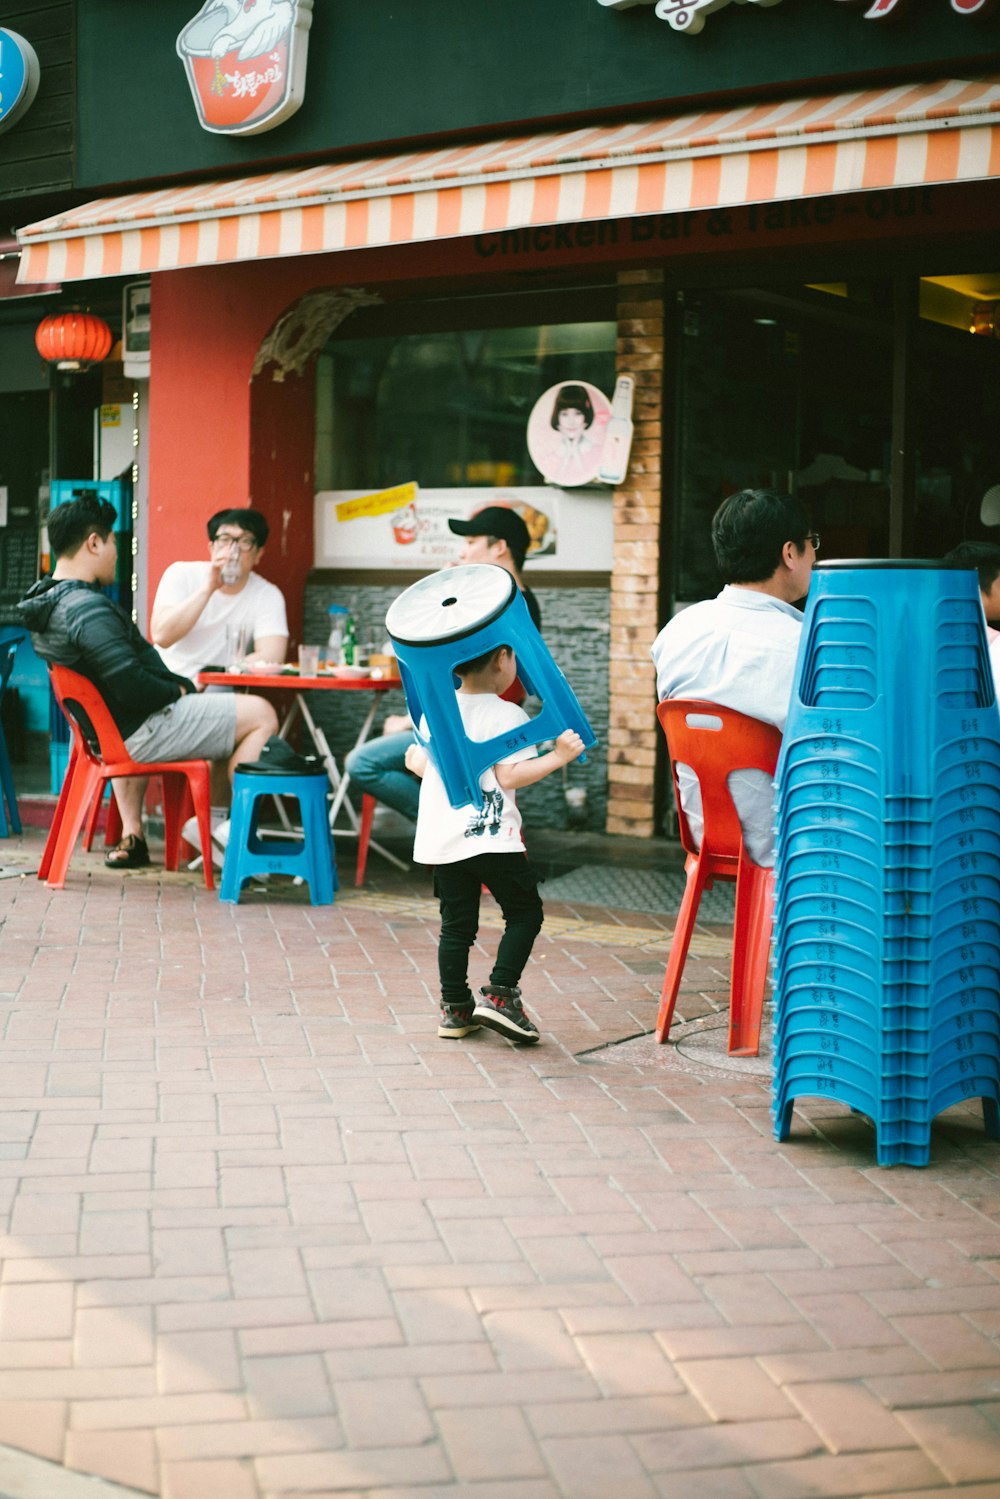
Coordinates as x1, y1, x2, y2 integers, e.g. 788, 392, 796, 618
151, 507, 288, 681
150, 507, 288, 863
650, 488, 817, 868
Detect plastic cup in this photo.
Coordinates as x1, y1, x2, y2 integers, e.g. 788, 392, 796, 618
298, 645, 320, 678
226, 624, 250, 670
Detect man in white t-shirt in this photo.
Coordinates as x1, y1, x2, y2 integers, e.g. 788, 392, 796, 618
151, 507, 288, 861
651, 488, 816, 868
152, 507, 288, 679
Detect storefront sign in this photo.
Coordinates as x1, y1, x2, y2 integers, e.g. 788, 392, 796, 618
335, 482, 418, 524
176, 0, 312, 136
597, 0, 782, 33
599, 0, 991, 27
0, 29, 40, 136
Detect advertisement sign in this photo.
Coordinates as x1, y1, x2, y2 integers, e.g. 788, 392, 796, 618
177, 0, 312, 135
0, 29, 40, 136
315, 488, 613, 573
527, 382, 613, 488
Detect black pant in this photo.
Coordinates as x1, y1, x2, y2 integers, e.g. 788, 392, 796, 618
433, 853, 544, 1007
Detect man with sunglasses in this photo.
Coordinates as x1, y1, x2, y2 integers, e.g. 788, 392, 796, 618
650, 488, 817, 868
151, 507, 288, 680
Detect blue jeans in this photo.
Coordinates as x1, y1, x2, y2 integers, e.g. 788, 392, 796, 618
344, 729, 420, 821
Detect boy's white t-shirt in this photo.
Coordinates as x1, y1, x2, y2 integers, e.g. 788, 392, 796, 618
413, 692, 537, 866
153, 562, 288, 679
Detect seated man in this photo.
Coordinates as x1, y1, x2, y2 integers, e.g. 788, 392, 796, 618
650, 488, 816, 867
151, 505, 288, 856
151, 506, 288, 678
345, 505, 542, 824
943, 541, 1000, 697
18, 495, 277, 869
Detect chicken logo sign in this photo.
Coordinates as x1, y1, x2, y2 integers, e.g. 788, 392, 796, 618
177, 0, 313, 136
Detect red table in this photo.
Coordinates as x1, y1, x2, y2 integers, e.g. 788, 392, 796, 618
197, 668, 408, 872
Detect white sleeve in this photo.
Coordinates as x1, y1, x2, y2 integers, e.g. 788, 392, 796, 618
153, 562, 196, 608
254, 581, 288, 638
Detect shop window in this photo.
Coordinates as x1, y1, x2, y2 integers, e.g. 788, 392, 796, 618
673, 284, 893, 604
316, 320, 616, 493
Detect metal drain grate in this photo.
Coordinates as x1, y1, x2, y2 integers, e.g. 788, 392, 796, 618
543, 864, 737, 920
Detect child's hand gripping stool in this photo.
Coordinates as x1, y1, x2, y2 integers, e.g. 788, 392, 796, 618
407, 645, 586, 1044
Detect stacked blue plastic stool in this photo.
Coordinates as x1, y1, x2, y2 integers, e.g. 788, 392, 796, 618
220, 768, 337, 906
0, 637, 21, 838
385, 563, 596, 810
773, 561, 1000, 1166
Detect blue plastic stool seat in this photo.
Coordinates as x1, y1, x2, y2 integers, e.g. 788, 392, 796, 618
220, 769, 337, 905
0, 638, 22, 838
386, 564, 596, 810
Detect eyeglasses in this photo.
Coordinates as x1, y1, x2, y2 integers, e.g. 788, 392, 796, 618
212, 532, 258, 552
805, 532, 821, 552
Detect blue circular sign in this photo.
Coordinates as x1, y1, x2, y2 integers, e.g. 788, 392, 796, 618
0, 29, 40, 136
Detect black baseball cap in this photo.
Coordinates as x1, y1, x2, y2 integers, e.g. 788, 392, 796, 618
448, 505, 530, 566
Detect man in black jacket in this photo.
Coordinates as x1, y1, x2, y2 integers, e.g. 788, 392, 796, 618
19, 495, 277, 868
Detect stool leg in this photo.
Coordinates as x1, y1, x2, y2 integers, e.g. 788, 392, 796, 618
219, 784, 254, 904
303, 783, 335, 906
355, 794, 375, 887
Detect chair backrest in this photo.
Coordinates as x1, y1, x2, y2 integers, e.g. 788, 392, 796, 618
657, 698, 783, 860
49, 664, 130, 766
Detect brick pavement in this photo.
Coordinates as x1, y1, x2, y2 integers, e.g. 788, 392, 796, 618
0, 828, 997, 1498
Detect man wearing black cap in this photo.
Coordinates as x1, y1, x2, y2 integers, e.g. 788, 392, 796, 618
344, 504, 542, 824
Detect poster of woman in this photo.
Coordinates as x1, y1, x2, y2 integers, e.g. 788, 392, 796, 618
527, 381, 611, 488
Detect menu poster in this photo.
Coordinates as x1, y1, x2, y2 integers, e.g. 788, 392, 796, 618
315, 486, 612, 573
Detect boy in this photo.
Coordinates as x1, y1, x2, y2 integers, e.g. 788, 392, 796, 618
404, 643, 584, 1043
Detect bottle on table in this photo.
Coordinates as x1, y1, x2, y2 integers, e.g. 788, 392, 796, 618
343, 613, 357, 666
327, 604, 349, 664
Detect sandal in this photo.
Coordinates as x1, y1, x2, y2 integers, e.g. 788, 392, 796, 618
104, 834, 151, 869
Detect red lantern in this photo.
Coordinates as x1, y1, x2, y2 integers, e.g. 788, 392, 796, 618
35, 311, 113, 370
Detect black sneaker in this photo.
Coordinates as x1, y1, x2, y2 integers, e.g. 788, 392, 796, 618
473, 985, 540, 1044
438, 1003, 481, 1039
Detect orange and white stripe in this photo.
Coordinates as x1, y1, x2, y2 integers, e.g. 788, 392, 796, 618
17, 76, 1000, 285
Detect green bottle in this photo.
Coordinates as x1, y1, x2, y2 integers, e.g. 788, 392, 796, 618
343, 614, 356, 665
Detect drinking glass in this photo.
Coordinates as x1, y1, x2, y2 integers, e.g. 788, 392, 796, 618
226, 624, 251, 670
298, 644, 320, 678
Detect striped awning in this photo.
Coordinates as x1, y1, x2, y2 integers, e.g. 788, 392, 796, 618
17, 76, 1000, 285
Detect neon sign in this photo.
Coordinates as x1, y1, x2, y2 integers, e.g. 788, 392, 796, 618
598, 0, 994, 29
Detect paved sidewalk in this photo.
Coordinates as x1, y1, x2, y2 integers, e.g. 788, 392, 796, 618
0, 828, 998, 1498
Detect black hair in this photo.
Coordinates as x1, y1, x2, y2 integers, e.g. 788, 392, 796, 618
454, 643, 512, 678
48, 495, 117, 559
944, 541, 1000, 595
711, 488, 811, 584
207, 507, 269, 548
550, 383, 594, 431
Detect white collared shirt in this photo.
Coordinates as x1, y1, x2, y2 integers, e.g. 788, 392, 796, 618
650, 585, 804, 866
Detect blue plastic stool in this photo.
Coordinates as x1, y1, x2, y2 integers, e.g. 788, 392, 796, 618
385, 563, 596, 811
219, 769, 337, 905
0, 638, 22, 838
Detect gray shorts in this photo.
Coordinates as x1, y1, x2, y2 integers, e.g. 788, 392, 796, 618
124, 692, 237, 764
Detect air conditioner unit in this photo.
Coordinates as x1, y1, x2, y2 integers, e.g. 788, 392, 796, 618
122, 280, 151, 378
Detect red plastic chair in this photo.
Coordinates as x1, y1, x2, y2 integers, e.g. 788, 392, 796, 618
656, 699, 783, 1056
355, 792, 376, 887
41, 665, 215, 891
